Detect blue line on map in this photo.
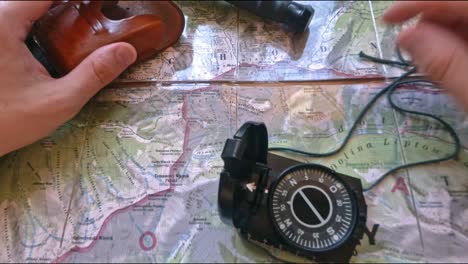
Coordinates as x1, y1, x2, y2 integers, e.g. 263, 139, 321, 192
182, 162, 190, 180
78, 208, 90, 234
203, 194, 214, 208
96, 175, 125, 201
149, 169, 165, 185
168, 233, 190, 260
86, 192, 98, 206
128, 211, 144, 234
31, 215, 62, 241
83, 193, 100, 230
20, 235, 51, 249
78, 172, 86, 197
94, 175, 136, 204
144, 178, 149, 190
19, 213, 55, 250
151, 207, 163, 234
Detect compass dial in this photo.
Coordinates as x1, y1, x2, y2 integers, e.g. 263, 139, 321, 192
269, 165, 357, 252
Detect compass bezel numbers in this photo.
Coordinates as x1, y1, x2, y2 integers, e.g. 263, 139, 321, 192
269, 164, 358, 253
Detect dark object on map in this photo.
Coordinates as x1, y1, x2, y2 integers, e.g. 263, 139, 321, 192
218, 122, 367, 263
226, 0, 314, 32
28, 1, 185, 76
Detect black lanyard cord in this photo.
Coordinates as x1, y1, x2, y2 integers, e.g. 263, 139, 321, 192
268, 50, 461, 192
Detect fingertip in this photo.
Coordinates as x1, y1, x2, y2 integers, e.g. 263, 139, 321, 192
381, 2, 423, 25
381, 9, 395, 24
396, 26, 418, 51
396, 21, 468, 87
381, 4, 402, 24
113, 42, 138, 68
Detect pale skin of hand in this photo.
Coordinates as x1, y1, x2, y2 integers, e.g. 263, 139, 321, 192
0, 1, 137, 156
383, 1, 468, 110
3, 2, 467, 157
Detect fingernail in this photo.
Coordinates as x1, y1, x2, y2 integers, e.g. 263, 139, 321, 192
381, 7, 395, 24
116, 45, 137, 66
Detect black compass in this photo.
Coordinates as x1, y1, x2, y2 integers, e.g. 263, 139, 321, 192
270, 164, 357, 252
218, 122, 367, 263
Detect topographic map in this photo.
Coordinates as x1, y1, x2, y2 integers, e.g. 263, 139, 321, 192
0, 1, 467, 263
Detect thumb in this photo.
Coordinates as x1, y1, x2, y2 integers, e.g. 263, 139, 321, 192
57, 42, 137, 105
398, 21, 468, 108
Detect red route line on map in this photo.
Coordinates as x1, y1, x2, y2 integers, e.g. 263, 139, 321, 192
53, 95, 191, 263
52, 64, 400, 262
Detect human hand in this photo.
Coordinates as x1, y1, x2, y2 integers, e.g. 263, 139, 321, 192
383, 1, 468, 109
0, 1, 137, 156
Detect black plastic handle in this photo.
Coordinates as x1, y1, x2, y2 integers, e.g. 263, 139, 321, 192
226, 0, 314, 32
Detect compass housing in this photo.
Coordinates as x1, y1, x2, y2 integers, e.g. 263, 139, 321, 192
218, 121, 367, 262
269, 163, 359, 253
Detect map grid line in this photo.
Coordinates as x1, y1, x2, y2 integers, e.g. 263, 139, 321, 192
371, 0, 427, 253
